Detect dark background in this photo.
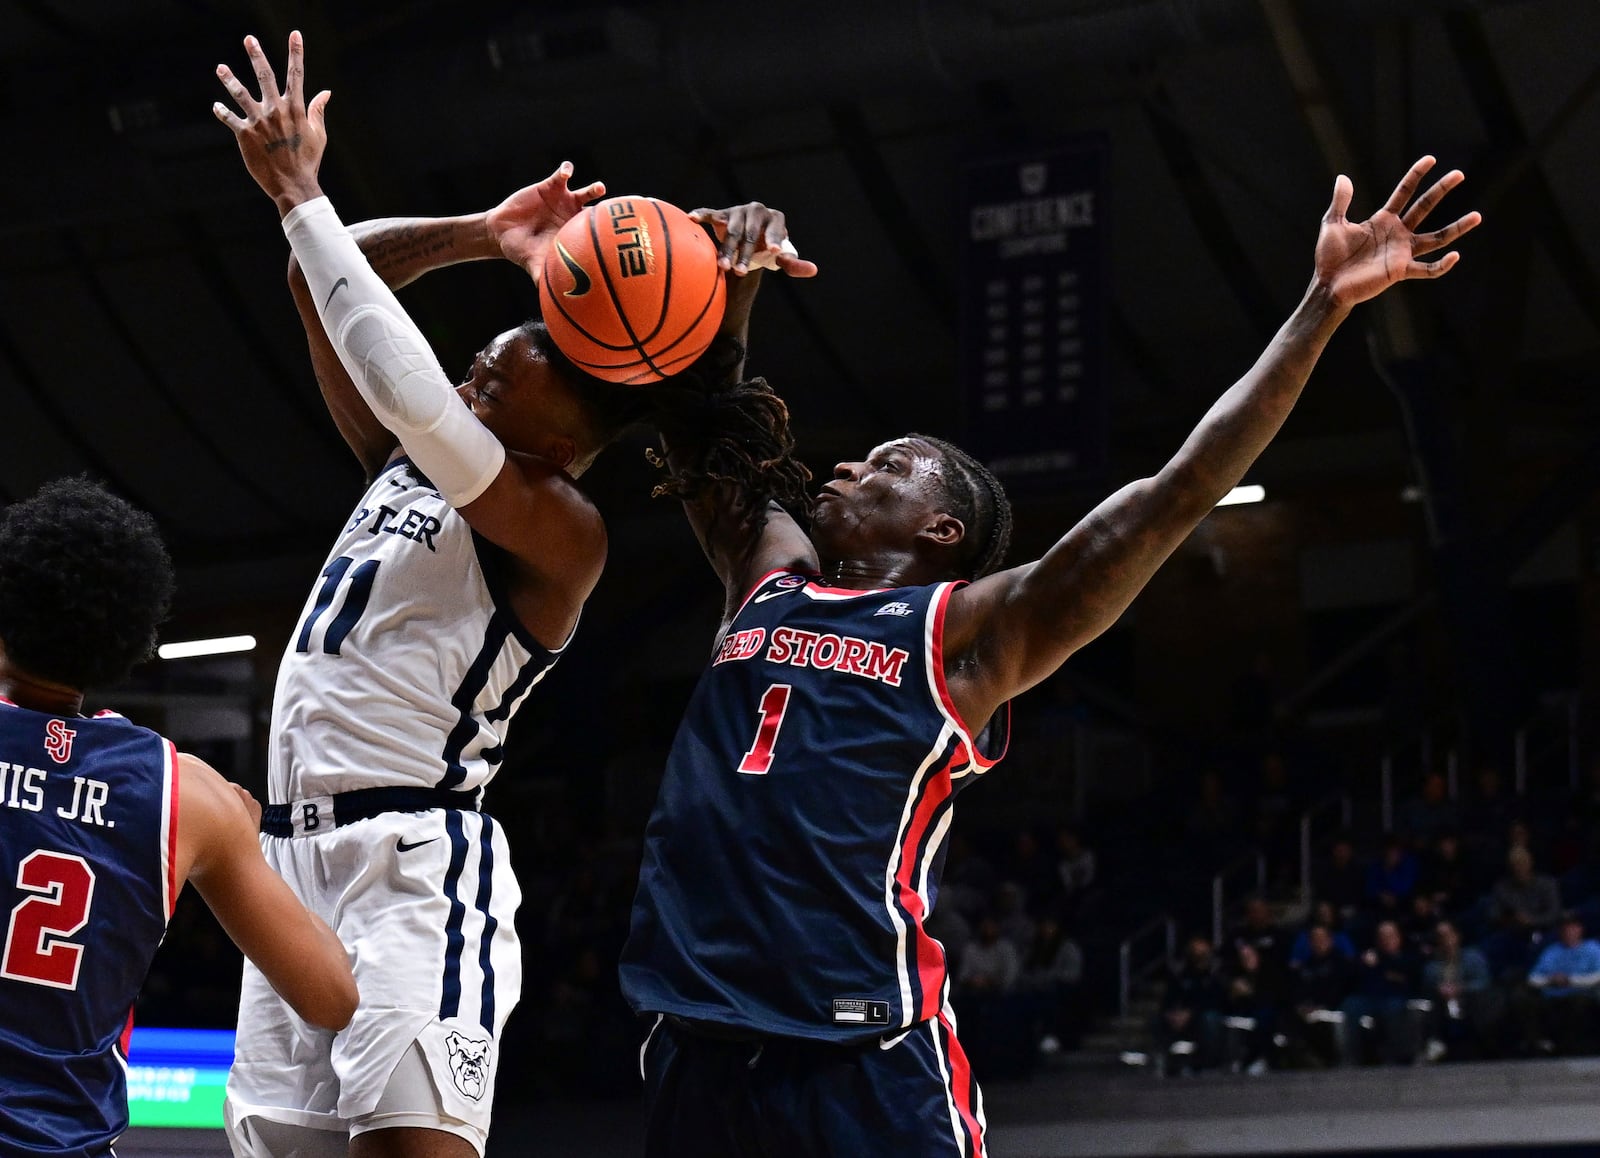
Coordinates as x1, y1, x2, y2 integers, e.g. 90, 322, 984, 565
6, 0, 1600, 1138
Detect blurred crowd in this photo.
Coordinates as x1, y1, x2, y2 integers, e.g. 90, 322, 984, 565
1149, 759, 1600, 1075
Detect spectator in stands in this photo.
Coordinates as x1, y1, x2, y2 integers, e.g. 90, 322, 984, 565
1229, 896, 1289, 995
1489, 846, 1562, 933
959, 915, 1021, 995
1365, 835, 1420, 919
1154, 936, 1228, 1074
1021, 915, 1086, 1053
1315, 834, 1367, 921
1223, 942, 1282, 1074
1253, 751, 1299, 881
1287, 924, 1355, 1067
1289, 901, 1356, 967
993, 880, 1038, 960
1399, 772, 1460, 843
1513, 913, 1600, 1056
1340, 920, 1422, 1065
1403, 893, 1446, 958
1416, 830, 1473, 918
1422, 918, 1498, 1062
1005, 830, 1061, 918
1055, 825, 1097, 916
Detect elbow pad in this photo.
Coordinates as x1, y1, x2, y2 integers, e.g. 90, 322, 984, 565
283, 197, 505, 508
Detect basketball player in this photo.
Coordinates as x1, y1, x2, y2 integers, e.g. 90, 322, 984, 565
0, 476, 356, 1158
210, 32, 808, 1158
621, 156, 1481, 1154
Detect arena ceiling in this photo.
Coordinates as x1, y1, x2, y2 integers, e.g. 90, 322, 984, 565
2, 0, 1598, 634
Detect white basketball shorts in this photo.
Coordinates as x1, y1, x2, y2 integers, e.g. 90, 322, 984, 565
225, 807, 521, 1152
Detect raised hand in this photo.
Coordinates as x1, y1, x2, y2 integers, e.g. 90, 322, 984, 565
212, 31, 330, 217
689, 203, 819, 277
1314, 156, 1481, 309
487, 162, 607, 280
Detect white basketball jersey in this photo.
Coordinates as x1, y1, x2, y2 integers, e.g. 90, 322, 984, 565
268, 457, 563, 802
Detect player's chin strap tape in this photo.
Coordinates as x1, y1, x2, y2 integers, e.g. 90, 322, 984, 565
282, 197, 506, 509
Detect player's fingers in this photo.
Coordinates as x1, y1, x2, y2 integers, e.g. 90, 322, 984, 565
308, 89, 332, 128
211, 101, 246, 131
1410, 211, 1481, 258
285, 29, 306, 105
1406, 250, 1461, 279
573, 180, 606, 204
1381, 155, 1435, 218
776, 254, 820, 278
1401, 168, 1463, 230
216, 64, 258, 114
1324, 174, 1353, 223
720, 206, 750, 269
244, 34, 281, 103
730, 205, 766, 272
761, 208, 789, 249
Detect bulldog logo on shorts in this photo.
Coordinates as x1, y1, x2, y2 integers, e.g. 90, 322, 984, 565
445, 1031, 492, 1101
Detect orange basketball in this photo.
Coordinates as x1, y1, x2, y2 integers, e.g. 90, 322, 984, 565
538, 195, 727, 385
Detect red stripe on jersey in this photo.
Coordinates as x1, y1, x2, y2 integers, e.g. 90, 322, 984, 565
118, 1007, 135, 1058
928, 584, 1005, 772
165, 742, 181, 918
894, 747, 961, 1021
938, 1008, 985, 1156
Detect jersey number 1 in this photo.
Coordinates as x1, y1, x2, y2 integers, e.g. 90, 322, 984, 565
737, 683, 793, 775
296, 555, 381, 655
2, 850, 96, 990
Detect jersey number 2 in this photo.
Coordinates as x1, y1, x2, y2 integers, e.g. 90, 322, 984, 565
738, 683, 793, 775
296, 555, 381, 655
2, 851, 96, 990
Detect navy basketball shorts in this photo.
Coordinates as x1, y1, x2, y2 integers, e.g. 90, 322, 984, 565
640, 1012, 987, 1157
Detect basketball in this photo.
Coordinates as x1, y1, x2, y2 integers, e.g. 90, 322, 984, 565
538, 195, 727, 385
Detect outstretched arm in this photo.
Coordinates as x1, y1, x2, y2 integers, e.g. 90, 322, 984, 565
217, 33, 607, 649
287, 165, 606, 477
176, 756, 357, 1030
660, 204, 819, 625
943, 157, 1481, 726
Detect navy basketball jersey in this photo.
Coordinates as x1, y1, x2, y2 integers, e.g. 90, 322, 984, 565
621, 572, 1008, 1042
0, 699, 176, 1157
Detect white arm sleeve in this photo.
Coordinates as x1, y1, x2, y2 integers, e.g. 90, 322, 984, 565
282, 197, 505, 508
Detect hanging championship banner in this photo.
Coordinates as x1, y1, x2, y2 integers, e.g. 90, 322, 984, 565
960, 138, 1108, 491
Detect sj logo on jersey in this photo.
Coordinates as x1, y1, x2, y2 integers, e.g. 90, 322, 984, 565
43, 720, 75, 764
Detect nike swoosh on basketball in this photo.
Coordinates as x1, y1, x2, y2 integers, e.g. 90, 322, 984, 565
396, 836, 438, 852
323, 276, 349, 311
753, 590, 795, 603
555, 240, 591, 297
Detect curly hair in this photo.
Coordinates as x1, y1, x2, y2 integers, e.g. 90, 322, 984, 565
0, 476, 174, 689
906, 433, 1014, 580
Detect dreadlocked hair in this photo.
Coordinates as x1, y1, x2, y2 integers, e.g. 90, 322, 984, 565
907, 433, 1014, 580
646, 381, 813, 517
514, 320, 812, 520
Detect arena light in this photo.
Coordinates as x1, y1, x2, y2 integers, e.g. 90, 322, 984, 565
157, 635, 257, 660
1215, 484, 1265, 508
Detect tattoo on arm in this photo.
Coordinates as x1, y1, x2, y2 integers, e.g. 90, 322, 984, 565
355, 221, 466, 282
